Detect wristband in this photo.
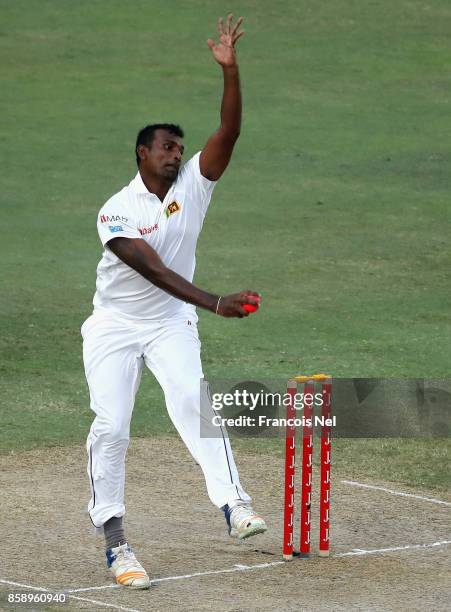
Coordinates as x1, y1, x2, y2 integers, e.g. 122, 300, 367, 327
215, 297, 222, 315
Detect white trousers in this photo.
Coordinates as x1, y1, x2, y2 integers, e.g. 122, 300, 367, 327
82, 309, 250, 528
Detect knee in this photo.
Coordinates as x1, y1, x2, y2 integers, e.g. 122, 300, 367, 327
93, 417, 130, 444
169, 380, 201, 411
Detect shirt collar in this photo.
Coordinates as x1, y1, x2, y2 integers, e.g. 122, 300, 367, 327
130, 171, 151, 195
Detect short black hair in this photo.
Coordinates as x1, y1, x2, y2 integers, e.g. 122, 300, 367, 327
135, 123, 184, 166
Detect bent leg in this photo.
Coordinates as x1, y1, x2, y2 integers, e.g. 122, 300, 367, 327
144, 318, 251, 509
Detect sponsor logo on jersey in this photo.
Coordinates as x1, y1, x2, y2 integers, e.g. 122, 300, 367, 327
139, 223, 159, 236
100, 214, 128, 223
109, 225, 123, 233
165, 201, 181, 218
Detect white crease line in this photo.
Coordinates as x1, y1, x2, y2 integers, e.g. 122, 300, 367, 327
0, 578, 140, 612
66, 561, 285, 593
60, 539, 451, 594
4, 541, 449, 600
341, 480, 451, 507
66, 593, 140, 611
66, 583, 120, 593
150, 561, 284, 584
335, 540, 451, 557
0, 579, 50, 592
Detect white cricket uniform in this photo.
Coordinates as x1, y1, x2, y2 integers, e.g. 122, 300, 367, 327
82, 152, 250, 528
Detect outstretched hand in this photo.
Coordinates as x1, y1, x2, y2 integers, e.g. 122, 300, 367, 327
207, 14, 244, 67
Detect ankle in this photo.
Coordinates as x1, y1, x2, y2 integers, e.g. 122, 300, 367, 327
104, 516, 127, 550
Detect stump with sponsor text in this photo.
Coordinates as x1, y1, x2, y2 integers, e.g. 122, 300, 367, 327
283, 375, 332, 560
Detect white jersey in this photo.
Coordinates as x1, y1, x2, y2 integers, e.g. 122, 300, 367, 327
92, 152, 216, 320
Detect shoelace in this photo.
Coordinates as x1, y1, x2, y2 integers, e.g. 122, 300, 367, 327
116, 547, 140, 570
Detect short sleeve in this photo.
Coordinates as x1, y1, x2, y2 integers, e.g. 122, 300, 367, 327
189, 152, 217, 197
97, 195, 141, 246
181, 152, 217, 216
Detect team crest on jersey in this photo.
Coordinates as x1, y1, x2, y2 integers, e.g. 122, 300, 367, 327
165, 201, 181, 218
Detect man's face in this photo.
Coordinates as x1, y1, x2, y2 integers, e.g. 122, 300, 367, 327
138, 129, 184, 181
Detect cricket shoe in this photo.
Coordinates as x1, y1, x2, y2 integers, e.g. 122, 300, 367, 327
106, 543, 150, 589
223, 503, 268, 540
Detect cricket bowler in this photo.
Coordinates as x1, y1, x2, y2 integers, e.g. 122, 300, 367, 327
81, 15, 267, 588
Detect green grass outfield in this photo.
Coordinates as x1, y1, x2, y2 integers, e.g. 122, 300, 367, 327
1, 1, 450, 489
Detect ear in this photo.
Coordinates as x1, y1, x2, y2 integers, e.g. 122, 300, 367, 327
137, 144, 148, 162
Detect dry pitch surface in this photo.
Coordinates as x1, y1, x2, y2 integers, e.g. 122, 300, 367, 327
1, 438, 450, 611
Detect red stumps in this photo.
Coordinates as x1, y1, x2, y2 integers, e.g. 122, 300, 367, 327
319, 379, 332, 557
300, 380, 314, 557
282, 374, 333, 560
282, 380, 297, 560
